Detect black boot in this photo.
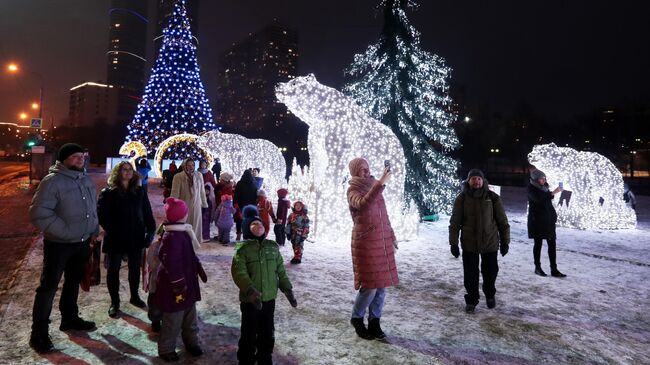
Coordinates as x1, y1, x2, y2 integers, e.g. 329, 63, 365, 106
534, 266, 547, 277
486, 297, 496, 309
29, 334, 55, 354
59, 317, 96, 331
368, 318, 386, 340
551, 269, 567, 278
108, 303, 120, 318
350, 317, 372, 340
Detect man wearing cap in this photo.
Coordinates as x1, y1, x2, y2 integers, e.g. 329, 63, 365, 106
449, 169, 510, 313
28, 143, 99, 353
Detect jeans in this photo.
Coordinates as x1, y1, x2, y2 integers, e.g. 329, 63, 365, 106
534, 238, 558, 270
158, 304, 199, 355
106, 250, 142, 306
31, 239, 89, 336
351, 287, 386, 320
238, 300, 275, 365
462, 251, 499, 305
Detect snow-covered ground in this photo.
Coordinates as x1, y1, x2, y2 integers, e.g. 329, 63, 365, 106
1, 180, 648, 365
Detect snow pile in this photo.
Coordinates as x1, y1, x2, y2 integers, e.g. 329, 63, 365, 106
0, 180, 648, 364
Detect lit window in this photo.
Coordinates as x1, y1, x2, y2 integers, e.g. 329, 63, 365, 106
115, 23, 120, 27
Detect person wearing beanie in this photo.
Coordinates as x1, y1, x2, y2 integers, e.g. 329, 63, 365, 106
234, 169, 258, 241
527, 169, 566, 278
232, 205, 297, 365
170, 159, 208, 243
286, 201, 310, 264
97, 161, 156, 319
28, 142, 98, 353
449, 168, 510, 313
274, 188, 291, 246
155, 197, 207, 361
256, 189, 276, 238
347, 157, 397, 341
214, 194, 237, 245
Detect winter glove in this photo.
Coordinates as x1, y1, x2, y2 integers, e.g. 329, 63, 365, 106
197, 261, 207, 283
450, 245, 460, 258
246, 286, 263, 310
171, 280, 187, 304
282, 289, 298, 308
500, 244, 509, 257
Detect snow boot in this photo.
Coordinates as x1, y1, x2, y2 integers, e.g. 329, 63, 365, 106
551, 269, 567, 278
534, 266, 547, 277
486, 297, 496, 309
368, 318, 387, 340
465, 304, 476, 313
350, 317, 373, 340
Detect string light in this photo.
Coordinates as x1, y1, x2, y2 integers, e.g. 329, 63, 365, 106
197, 131, 288, 197
153, 133, 213, 177
124, 0, 217, 159
276, 74, 419, 241
118, 141, 148, 167
343, 0, 459, 215
528, 143, 636, 230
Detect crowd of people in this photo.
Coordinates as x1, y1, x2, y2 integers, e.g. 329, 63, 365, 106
27, 141, 572, 363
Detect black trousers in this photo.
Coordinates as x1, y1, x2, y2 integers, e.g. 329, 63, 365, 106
274, 224, 286, 246
106, 249, 142, 306
533, 238, 557, 270
238, 300, 275, 365
32, 240, 89, 336
462, 251, 499, 305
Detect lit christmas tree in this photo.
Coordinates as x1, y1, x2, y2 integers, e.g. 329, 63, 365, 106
125, 0, 217, 159
344, 0, 459, 215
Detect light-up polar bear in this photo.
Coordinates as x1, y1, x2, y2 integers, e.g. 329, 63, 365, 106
276, 74, 419, 241
528, 143, 636, 230
197, 131, 287, 197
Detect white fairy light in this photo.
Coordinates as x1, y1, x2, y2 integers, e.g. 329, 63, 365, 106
276, 74, 419, 241
528, 143, 636, 230
197, 131, 287, 197
118, 141, 147, 167
152, 133, 213, 177
287, 158, 316, 210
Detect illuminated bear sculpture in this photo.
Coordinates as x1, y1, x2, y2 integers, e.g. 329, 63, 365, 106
528, 143, 636, 230
276, 74, 419, 240
197, 131, 287, 197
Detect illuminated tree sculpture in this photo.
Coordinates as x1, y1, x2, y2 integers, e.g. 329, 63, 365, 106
124, 0, 217, 159
276, 74, 419, 241
344, 0, 459, 215
528, 143, 636, 230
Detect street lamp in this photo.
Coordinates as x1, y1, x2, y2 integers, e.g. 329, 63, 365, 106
5, 62, 43, 119
31, 102, 39, 110
19, 112, 28, 120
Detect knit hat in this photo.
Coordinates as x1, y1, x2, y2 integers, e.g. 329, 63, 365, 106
164, 197, 188, 223
58, 143, 84, 162
220, 172, 233, 182
467, 168, 485, 180
242, 205, 263, 239
257, 189, 266, 197
277, 188, 288, 199
530, 169, 546, 180
348, 157, 369, 177
221, 194, 232, 202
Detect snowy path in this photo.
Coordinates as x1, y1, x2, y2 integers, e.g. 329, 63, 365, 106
0, 181, 648, 364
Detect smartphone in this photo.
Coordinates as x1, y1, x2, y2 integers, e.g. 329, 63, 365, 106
384, 160, 391, 171
558, 181, 563, 189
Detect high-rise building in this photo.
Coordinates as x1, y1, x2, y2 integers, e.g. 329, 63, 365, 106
215, 21, 308, 165
154, 0, 199, 54
106, 1, 149, 129
68, 82, 118, 128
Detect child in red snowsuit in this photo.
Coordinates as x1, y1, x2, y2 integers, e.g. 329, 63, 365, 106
257, 190, 276, 238
286, 201, 310, 264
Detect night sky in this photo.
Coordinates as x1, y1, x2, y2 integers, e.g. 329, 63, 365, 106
1, 0, 649, 127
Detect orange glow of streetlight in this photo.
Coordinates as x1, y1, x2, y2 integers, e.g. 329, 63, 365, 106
7, 63, 19, 73
31, 102, 39, 110
19, 112, 28, 120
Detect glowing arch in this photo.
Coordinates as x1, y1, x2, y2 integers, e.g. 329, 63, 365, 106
119, 141, 148, 167
153, 133, 213, 177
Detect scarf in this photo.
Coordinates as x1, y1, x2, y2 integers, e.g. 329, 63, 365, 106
163, 223, 201, 250
530, 179, 550, 192
349, 175, 376, 194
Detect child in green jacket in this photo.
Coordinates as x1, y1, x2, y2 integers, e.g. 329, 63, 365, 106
231, 205, 297, 365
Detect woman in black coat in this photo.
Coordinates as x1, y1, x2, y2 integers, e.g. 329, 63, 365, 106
527, 169, 566, 277
233, 169, 258, 240
98, 161, 156, 318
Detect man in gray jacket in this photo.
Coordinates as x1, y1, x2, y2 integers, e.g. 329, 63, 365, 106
28, 143, 99, 353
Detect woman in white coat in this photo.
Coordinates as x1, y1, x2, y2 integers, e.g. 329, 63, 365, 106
171, 159, 208, 242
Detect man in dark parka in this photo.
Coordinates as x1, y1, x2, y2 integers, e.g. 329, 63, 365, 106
449, 169, 510, 313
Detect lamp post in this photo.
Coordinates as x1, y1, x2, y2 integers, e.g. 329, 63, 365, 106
6, 62, 43, 119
